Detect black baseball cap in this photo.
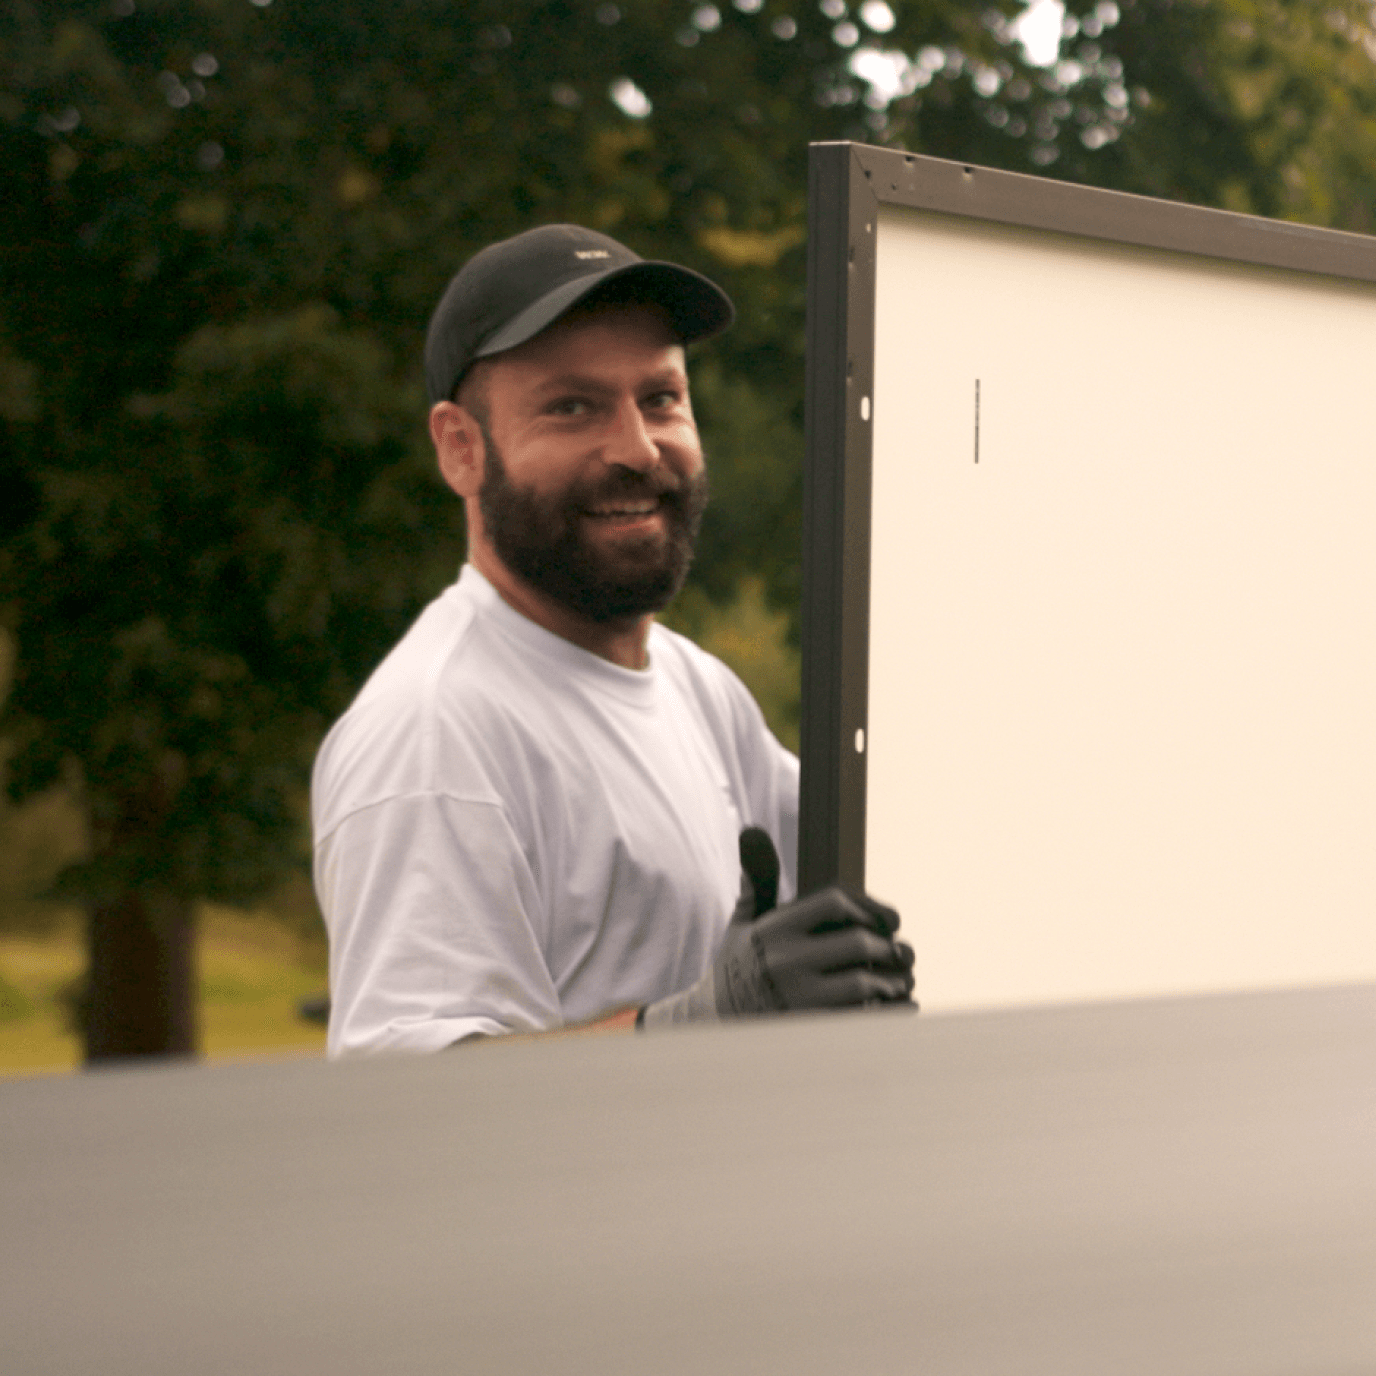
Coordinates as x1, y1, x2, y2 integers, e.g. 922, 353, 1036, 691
424, 223, 735, 404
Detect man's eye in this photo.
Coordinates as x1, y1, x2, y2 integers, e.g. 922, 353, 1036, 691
644, 391, 679, 410
550, 398, 589, 416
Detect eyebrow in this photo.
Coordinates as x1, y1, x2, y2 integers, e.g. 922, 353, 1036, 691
528, 367, 688, 400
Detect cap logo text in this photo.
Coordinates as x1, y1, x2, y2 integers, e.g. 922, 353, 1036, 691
574, 250, 612, 260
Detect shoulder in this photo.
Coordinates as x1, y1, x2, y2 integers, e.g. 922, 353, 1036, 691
649, 622, 786, 757
311, 572, 534, 836
650, 621, 749, 696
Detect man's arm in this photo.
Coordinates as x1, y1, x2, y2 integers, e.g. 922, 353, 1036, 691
457, 1006, 640, 1046
460, 829, 914, 1045
317, 792, 563, 1055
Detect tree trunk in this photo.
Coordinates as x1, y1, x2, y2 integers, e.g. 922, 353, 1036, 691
83, 892, 197, 1063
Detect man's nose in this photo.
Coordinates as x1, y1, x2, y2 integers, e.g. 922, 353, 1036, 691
601, 398, 660, 471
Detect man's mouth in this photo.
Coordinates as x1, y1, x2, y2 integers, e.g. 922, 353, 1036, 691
583, 498, 663, 520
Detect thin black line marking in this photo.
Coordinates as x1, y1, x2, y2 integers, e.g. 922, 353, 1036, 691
974, 379, 981, 464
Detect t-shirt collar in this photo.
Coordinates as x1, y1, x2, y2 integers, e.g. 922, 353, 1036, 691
459, 563, 661, 706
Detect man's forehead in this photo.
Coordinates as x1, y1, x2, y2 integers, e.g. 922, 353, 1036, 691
490, 304, 687, 381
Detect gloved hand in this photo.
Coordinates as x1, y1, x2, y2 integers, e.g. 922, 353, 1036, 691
640, 827, 915, 1028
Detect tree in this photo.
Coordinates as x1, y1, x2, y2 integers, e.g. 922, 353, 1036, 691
1, 0, 1041, 1059
963, 0, 1376, 227
4, 0, 1373, 1060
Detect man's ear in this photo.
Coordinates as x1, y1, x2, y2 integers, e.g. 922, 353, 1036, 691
430, 401, 485, 499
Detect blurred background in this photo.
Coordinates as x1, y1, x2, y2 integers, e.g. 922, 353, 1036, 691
3, 0, 1374, 1072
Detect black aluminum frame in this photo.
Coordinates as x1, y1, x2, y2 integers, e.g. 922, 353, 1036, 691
799, 141, 1376, 896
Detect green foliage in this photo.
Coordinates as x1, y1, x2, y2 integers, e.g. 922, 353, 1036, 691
3, 297, 447, 903
2, 0, 1375, 1053
0, 969, 35, 1022
1051, 0, 1376, 228
0, 0, 1044, 914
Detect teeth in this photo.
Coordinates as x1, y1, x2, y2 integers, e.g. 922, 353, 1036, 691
589, 502, 656, 516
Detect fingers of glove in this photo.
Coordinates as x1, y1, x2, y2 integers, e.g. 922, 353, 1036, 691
887, 942, 917, 996
762, 925, 907, 976
847, 888, 902, 939
758, 885, 899, 941
757, 930, 912, 1013
785, 965, 916, 1011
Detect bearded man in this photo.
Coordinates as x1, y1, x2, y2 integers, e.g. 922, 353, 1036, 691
312, 225, 913, 1054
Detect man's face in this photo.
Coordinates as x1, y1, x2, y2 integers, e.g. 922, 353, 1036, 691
471, 306, 708, 624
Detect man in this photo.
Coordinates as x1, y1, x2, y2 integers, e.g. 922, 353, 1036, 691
312, 223, 913, 1054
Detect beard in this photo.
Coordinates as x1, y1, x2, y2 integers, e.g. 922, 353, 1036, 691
477, 428, 708, 624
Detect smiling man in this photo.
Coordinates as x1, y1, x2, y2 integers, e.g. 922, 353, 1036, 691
311, 225, 913, 1054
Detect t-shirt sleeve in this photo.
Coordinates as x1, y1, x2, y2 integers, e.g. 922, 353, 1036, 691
314, 792, 562, 1056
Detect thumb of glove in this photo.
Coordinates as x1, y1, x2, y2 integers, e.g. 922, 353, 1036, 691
737, 826, 780, 919
639, 827, 783, 1029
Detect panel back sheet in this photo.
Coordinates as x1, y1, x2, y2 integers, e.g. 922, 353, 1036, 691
867, 204, 1376, 1010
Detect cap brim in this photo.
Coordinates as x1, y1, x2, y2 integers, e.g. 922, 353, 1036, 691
474, 261, 735, 361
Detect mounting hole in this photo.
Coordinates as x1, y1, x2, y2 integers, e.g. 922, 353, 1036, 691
855, 728, 865, 754
860, 396, 871, 421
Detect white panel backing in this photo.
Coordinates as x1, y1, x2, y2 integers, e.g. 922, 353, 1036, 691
867, 204, 1376, 1010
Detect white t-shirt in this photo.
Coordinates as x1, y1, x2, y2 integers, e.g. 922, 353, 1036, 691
312, 565, 799, 1055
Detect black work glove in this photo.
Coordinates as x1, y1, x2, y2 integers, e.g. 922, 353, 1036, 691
640, 827, 916, 1028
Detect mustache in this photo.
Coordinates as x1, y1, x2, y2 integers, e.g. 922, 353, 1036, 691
571, 467, 689, 508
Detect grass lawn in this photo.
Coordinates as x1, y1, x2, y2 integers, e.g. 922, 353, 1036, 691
0, 906, 328, 1078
